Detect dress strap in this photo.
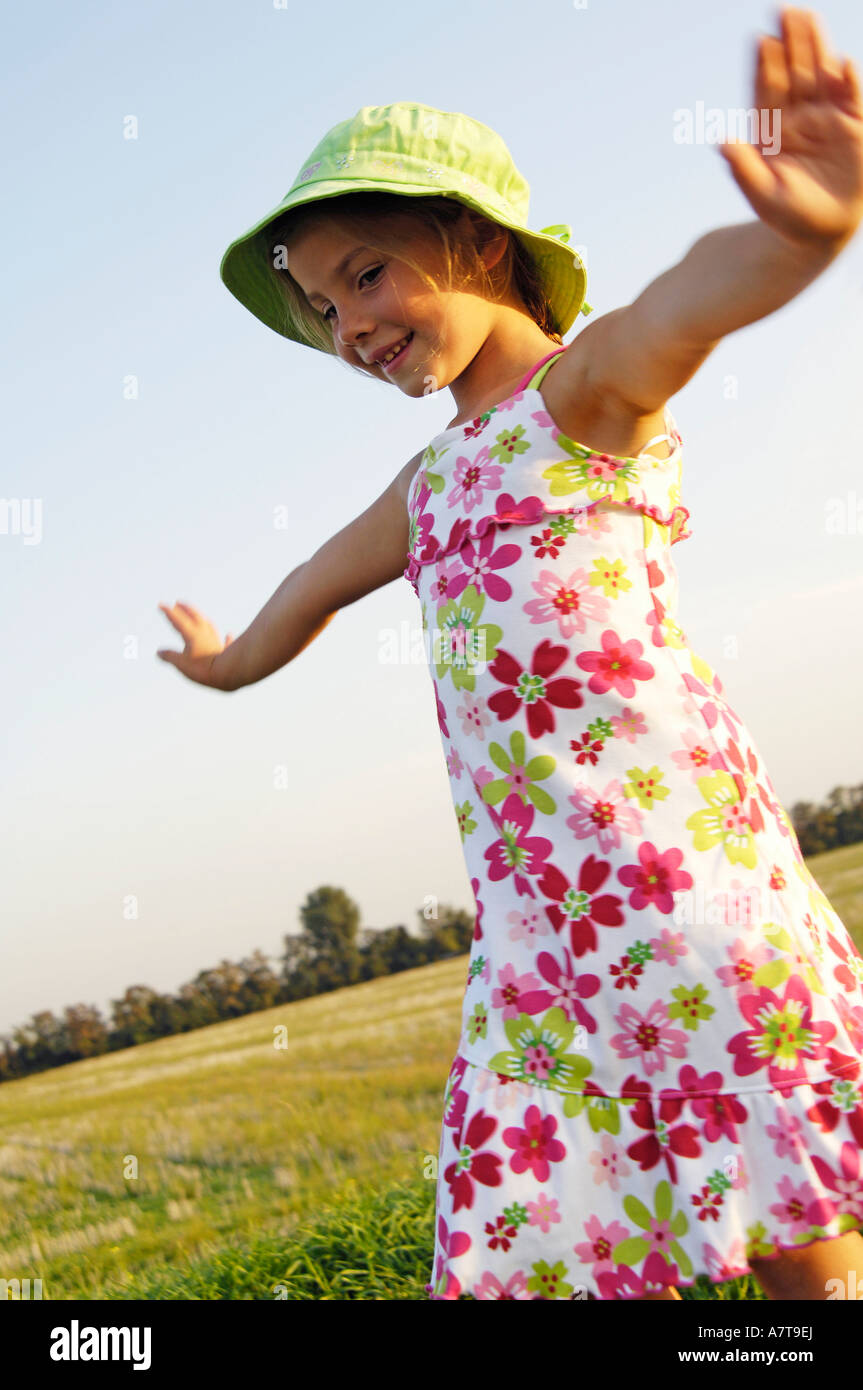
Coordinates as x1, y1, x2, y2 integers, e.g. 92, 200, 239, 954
515, 346, 569, 396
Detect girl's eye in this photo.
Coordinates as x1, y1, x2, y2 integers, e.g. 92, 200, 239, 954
321, 265, 383, 322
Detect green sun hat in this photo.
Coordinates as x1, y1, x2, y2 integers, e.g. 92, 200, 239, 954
219, 101, 592, 352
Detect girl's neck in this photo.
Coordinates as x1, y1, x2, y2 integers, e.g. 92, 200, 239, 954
445, 337, 564, 429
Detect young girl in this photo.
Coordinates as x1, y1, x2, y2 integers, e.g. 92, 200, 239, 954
159, 9, 863, 1301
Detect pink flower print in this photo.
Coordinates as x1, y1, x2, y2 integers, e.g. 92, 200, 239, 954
811, 1140, 863, 1221
576, 629, 655, 697
674, 1065, 749, 1144
623, 1075, 702, 1186
715, 937, 774, 994
487, 638, 584, 740
523, 566, 611, 640
539, 851, 626, 958
721, 735, 771, 837
531, 527, 566, 560
610, 1000, 689, 1077
617, 842, 694, 914
596, 1252, 682, 1302
807, 1065, 863, 1149
455, 690, 491, 740
566, 778, 645, 854
447, 531, 521, 602
526, 947, 601, 1034
574, 1214, 631, 1275
485, 792, 555, 896
433, 680, 450, 740
836, 994, 863, 1055
714, 877, 762, 928
444, 1109, 503, 1212
650, 926, 689, 966
769, 1173, 837, 1238
609, 706, 648, 743
727, 976, 837, 1087
671, 727, 726, 781
429, 554, 462, 605
445, 745, 466, 779
506, 904, 550, 948
588, 1133, 632, 1191
472, 1270, 530, 1300
484, 1214, 518, 1253
446, 445, 504, 512
492, 962, 545, 1020
525, 1192, 562, 1233
475, 1069, 534, 1111
428, 1213, 471, 1299
502, 1104, 567, 1181
679, 670, 745, 742
702, 1240, 750, 1285
471, 763, 495, 794
766, 1107, 809, 1165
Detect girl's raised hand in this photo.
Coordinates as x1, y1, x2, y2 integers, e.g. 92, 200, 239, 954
719, 7, 863, 248
157, 601, 235, 689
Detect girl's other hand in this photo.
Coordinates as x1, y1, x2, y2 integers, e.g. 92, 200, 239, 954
719, 6, 863, 249
157, 601, 235, 689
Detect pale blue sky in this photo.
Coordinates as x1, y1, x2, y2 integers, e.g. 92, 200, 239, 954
2, 0, 862, 1038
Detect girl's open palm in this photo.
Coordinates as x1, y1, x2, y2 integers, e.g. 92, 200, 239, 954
719, 7, 863, 247
157, 601, 234, 688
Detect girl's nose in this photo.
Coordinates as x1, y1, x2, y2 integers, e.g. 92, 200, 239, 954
335, 308, 375, 352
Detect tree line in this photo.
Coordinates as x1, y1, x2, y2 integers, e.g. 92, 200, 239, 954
0, 887, 473, 1084
2, 781, 860, 1085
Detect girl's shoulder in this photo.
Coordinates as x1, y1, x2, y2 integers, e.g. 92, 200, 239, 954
541, 333, 675, 463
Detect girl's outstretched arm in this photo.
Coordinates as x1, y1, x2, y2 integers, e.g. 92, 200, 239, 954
583, 6, 863, 416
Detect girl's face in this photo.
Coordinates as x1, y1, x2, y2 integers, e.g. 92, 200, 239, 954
285, 214, 493, 399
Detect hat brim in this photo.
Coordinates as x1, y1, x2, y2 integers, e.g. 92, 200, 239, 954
220, 181, 588, 350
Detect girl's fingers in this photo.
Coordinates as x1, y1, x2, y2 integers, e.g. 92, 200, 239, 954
781, 8, 818, 105
175, 601, 202, 621
805, 8, 844, 97
158, 604, 191, 639
757, 35, 789, 116
841, 56, 863, 115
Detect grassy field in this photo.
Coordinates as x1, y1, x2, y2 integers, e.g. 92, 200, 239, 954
1, 841, 861, 1301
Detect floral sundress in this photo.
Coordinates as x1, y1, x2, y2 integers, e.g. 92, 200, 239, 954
402, 344, 863, 1301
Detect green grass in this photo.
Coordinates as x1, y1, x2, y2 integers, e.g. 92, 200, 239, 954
0, 841, 860, 1300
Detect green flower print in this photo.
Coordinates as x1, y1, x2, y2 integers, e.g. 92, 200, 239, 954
560, 1089, 639, 1128
667, 982, 715, 1031
628, 939, 654, 966
590, 555, 632, 599
468, 1000, 489, 1044
502, 1201, 530, 1228
480, 729, 557, 815
468, 955, 487, 982
587, 716, 614, 742
755, 922, 825, 999
422, 440, 449, 494
547, 513, 581, 540
611, 1179, 693, 1278
434, 585, 502, 694
455, 800, 477, 841
622, 765, 671, 812
487, 1008, 593, 1093
686, 770, 758, 869
744, 1223, 777, 1260
527, 1260, 574, 1300
488, 423, 531, 464
541, 448, 640, 503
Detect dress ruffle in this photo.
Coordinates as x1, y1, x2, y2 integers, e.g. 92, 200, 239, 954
426, 1051, 863, 1301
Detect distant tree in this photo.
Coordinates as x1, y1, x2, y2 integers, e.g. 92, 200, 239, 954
62, 1004, 109, 1060
237, 949, 282, 1011
109, 985, 179, 1049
